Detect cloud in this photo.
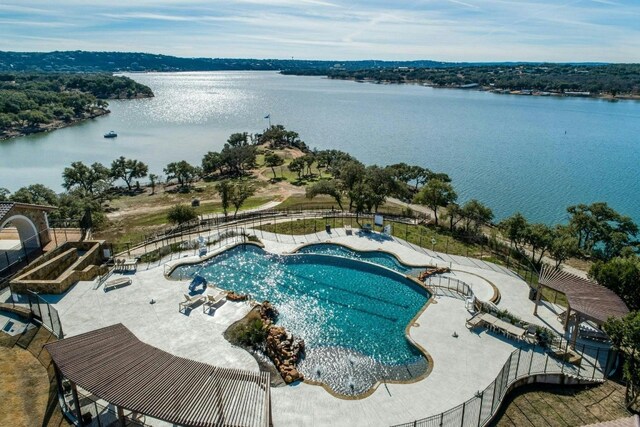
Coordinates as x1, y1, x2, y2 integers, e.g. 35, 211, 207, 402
0, 0, 638, 62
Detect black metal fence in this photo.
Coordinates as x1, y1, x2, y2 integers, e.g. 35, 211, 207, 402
111, 209, 540, 288
391, 342, 614, 427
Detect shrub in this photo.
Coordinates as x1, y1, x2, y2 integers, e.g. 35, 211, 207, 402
231, 318, 268, 348
167, 204, 198, 225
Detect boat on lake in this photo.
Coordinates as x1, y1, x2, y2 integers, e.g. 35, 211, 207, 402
104, 131, 117, 138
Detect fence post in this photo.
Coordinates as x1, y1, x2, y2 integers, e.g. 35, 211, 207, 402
515, 349, 521, 379
460, 401, 466, 427
544, 353, 549, 373
477, 390, 484, 426
528, 347, 534, 374
592, 347, 600, 380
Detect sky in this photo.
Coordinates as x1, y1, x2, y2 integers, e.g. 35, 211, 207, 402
1, 0, 639, 62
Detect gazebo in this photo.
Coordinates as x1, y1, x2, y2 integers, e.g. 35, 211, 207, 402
533, 265, 629, 348
45, 324, 271, 427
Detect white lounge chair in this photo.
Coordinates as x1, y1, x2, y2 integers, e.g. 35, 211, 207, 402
203, 290, 227, 314
179, 293, 205, 312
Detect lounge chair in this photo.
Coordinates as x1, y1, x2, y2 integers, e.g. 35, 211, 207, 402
203, 289, 227, 314
179, 293, 205, 312
103, 277, 132, 292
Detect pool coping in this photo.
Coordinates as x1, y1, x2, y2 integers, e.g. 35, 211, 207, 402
293, 241, 501, 305
165, 240, 437, 400
292, 241, 437, 269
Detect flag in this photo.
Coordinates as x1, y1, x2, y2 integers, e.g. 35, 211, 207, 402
264, 114, 270, 119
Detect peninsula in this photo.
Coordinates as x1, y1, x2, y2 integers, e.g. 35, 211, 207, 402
0, 73, 154, 140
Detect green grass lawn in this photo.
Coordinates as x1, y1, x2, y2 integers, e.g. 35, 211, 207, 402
96, 196, 273, 246
493, 381, 631, 427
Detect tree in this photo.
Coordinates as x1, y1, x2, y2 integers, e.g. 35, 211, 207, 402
362, 166, 397, 212
167, 204, 198, 225
567, 202, 638, 260
548, 226, 579, 268
9, 184, 58, 206
335, 160, 365, 210
215, 180, 232, 218
202, 151, 223, 176
302, 154, 315, 176
229, 181, 256, 218
0, 187, 9, 201
287, 157, 305, 180
220, 143, 256, 176
460, 199, 494, 235
149, 174, 159, 195
413, 179, 457, 226
306, 180, 343, 210
264, 152, 284, 180
604, 312, 640, 408
62, 161, 110, 197
164, 161, 199, 190
349, 182, 377, 220
525, 223, 554, 265
498, 212, 529, 251
445, 203, 464, 232
110, 156, 148, 192
589, 256, 640, 311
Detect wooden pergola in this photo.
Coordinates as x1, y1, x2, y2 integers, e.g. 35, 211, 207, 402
533, 265, 629, 348
45, 324, 271, 427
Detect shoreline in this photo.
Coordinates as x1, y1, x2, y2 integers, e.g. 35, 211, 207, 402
328, 76, 640, 101
0, 109, 110, 141
0, 93, 153, 141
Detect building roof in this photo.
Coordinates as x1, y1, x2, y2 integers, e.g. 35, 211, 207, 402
0, 202, 15, 223
0, 201, 56, 225
45, 324, 270, 427
539, 265, 629, 324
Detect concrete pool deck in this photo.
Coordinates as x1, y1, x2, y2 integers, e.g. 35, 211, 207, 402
42, 229, 582, 426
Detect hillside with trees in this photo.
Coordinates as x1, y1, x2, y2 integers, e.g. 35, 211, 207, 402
294, 63, 640, 98
0, 51, 449, 73
0, 73, 153, 140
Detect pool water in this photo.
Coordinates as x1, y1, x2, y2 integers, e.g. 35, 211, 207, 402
170, 244, 430, 395
295, 243, 423, 275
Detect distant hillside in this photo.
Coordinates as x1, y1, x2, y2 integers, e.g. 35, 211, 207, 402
0, 51, 454, 73
304, 63, 640, 99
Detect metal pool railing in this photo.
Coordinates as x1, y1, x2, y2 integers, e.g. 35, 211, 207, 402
424, 276, 474, 300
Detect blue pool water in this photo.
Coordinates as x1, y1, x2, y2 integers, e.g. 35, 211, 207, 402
295, 243, 423, 275
170, 244, 430, 394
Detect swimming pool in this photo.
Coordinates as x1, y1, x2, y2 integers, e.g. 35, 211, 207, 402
295, 243, 423, 275
170, 244, 431, 395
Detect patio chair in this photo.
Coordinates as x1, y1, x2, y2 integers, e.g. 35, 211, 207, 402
345, 225, 353, 235
203, 289, 227, 314
179, 293, 205, 312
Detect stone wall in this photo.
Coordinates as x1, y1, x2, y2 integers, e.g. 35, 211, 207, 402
10, 241, 107, 294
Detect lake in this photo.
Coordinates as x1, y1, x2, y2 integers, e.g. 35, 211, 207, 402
1, 71, 639, 225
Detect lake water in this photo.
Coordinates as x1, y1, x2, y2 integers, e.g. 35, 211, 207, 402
1, 71, 639, 225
